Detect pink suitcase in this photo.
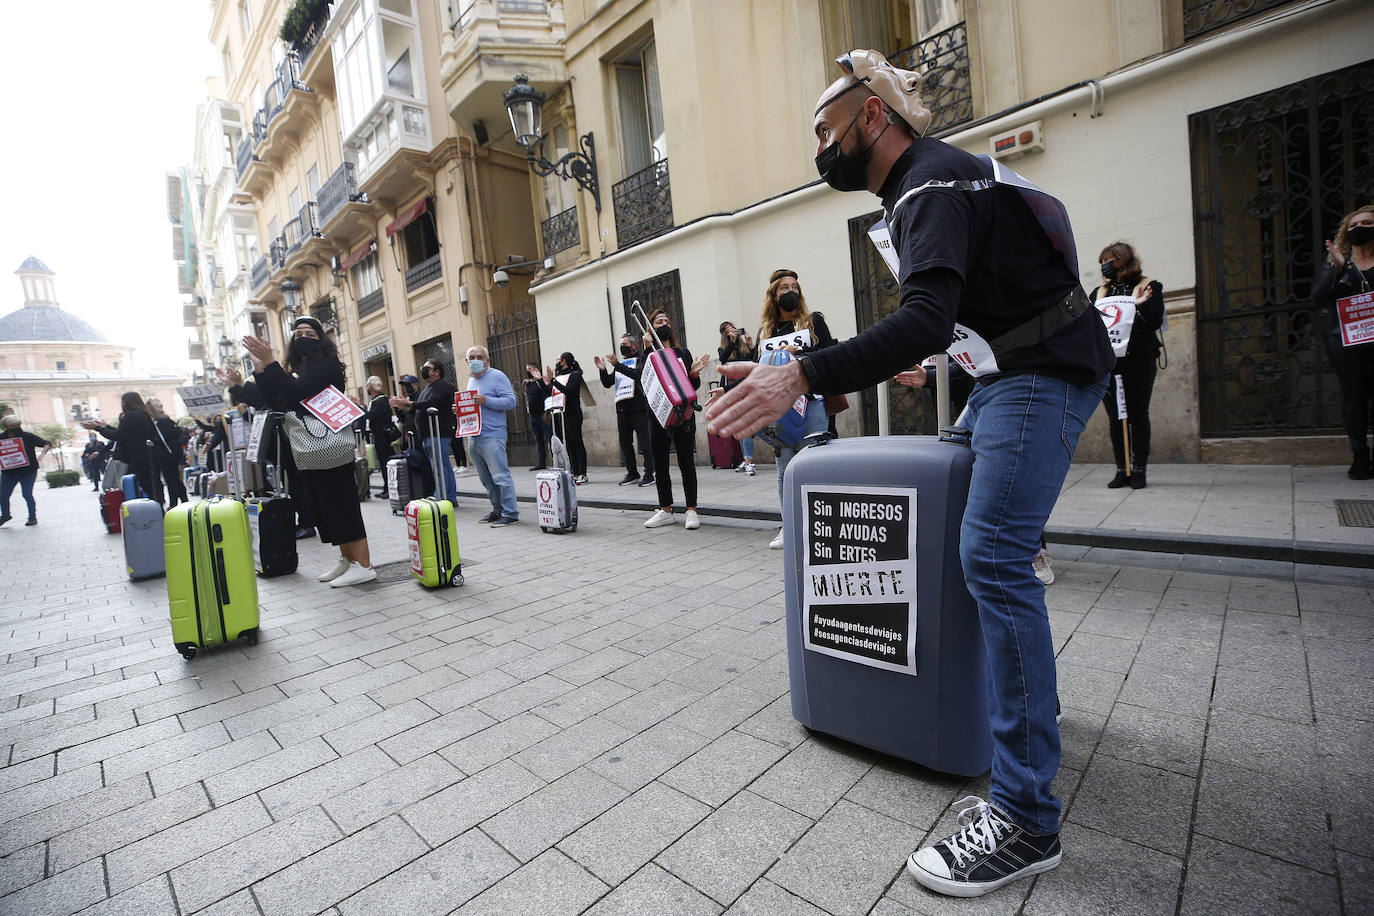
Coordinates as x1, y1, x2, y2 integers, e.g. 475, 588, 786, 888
632, 300, 698, 428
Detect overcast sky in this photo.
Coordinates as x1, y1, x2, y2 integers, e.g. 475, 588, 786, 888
0, 1, 216, 375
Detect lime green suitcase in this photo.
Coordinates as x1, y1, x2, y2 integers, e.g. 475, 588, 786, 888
165, 497, 260, 658
406, 496, 463, 588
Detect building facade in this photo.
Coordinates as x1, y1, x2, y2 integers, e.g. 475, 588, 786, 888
207, 0, 538, 459
0, 258, 185, 465
474, 0, 1373, 467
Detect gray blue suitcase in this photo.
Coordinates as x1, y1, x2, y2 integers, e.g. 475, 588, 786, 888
782, 430, 991, 776
536, 411, 577, 533
121, 498, 166, 580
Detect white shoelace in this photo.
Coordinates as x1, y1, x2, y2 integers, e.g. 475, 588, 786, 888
941, 796, 1014, 868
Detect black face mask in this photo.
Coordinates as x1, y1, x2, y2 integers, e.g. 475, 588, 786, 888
291, 337, 323, 362
1347, 225, 1374, 247
620, 345, 635, 357
1100, 262, 1119, 281
815, 110, 887, 193
657, 326, 674, 344
777, 291, 801, 313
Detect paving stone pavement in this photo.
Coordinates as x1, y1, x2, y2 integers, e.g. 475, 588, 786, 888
1, 483, 1371, 915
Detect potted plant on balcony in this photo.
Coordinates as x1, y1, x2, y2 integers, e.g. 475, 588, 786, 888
280, 0, 332, 49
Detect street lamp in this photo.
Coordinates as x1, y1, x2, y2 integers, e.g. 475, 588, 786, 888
217, 335, 234, 362
280, 278, 301, 318
502, 75, 601, 212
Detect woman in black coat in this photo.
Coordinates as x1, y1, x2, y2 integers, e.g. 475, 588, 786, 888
241, 317, 375, 587
546, 352, 589, 484
82, 392, 159, 502
146, 397, 188, 507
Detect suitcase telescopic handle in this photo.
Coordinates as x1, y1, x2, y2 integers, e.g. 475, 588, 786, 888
630, 300, 665, 352
426, 407, 446, 502
222, 410, 240, 501
273, 411, 288, 498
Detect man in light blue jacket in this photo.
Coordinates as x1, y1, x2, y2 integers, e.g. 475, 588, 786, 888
465, 345, 519, 526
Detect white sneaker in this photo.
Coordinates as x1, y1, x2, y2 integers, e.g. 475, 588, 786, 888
745, 462, 756, 476
769, 528, 784, 549
684, 509, 700, 530
1033, 547, 1055, 586
329, 562, 377, 587
735, 461, 748, 473
645, 509, 676, 528
317, 557, 352, 582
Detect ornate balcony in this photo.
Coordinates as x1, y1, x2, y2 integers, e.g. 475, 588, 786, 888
235, 137, 254, 179
259, 53, 315, 159
348, 96, 434, 202
183, 303, 200, 327
251, 255, 270, 294
284, 202, 331, 270
1183, 0, 1287, 38
404, 253, 443, 293
890, 23, 973, 134
541, 205, 579, 256
356, 288, 385, 319
269, 236, 287, 271
294, 0, 333, 75
317, 161, 375, 240
613, 159, 673, 248
439, 0, 567, 133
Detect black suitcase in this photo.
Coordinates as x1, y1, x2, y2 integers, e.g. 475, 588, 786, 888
353, 430, 371, 501
246, 413, 297, 577
387, 432, 426, 516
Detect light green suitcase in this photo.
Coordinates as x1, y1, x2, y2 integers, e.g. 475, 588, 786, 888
165, 497, 260, 659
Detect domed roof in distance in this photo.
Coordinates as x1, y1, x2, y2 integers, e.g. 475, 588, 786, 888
17, 256, 53, 274
0, 305, 109, 343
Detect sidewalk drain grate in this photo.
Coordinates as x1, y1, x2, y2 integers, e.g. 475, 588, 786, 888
1335, 499, 1374, 528
368, 559, 477, 585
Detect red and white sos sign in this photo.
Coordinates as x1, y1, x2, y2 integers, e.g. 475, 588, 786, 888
538, 480, 552, 503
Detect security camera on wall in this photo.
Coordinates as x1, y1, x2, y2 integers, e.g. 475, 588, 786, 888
493, 268, 510, 288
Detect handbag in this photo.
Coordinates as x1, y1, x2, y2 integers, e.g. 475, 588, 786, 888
282, 412, 355, 471
824, 393, 850, 415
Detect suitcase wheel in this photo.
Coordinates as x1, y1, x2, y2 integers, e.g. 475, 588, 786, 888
450, 571, 464, 587
540, 526, 549, 534
177, 644, 198, 660
242, 628, 259, 646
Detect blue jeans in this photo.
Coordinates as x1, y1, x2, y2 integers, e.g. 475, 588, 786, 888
469, 435, 518, 519
528, 414, 551, 467
960, 372, 1108, 834
741, 435, 755, 461
422, 437, 456, 502
775, 397, 829, 507
1, 470, 38, 519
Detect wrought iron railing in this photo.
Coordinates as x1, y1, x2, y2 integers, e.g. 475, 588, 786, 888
612, 159, 673, 247
269, 236, 287, 270
285, 202, 321, 253
497, 0, 547, 11
405, 253, 442, 292
318, 162, 363, 225
1183, 0, 1287, 39
890, 22, 973, 134
295, 3, 332, 64
541, 206, 580, 256
235, 136, 253, 178
252, 108, 269, 146
357, 288, 385, 319
251, 256, 270, 291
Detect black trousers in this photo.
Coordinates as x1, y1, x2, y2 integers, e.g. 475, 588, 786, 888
1326, 332, 1374, 451
560, 410, 588, 477
651, 420, 697, 509
1102, 351, 1158, 470
157, 457, 187, 507
449, 436, 467, 468
616, 407, 654, 476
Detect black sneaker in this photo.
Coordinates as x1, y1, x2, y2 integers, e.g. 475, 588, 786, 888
25, 518, 37, 527
907, 797, 1061, 898
0, 514, 10, 526
295, 526, 316, 540
529, 465, 547, 472
619, 472, 640, 486
489, 516, 518, 527
1106, 470, 1129, 489
637, 474, 655, 487
477, 511, 500, 523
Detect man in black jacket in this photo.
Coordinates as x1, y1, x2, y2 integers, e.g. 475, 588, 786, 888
390, 361, 456, 498
707, 50, 1113, 900
595, 334, 655, 486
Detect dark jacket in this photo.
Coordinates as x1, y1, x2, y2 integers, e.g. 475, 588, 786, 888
1314, 259, 1374, 341
549, 370, 586, 419
0, 430, 49, 476
94, 411, 157, 470
368, 394, 399, 443
1089, 279, 1166, 359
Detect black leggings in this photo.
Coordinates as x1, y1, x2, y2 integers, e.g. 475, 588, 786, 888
158, 459, 187, 507
559, 410, 588, 477
617, 408, 654, 476
1326, 332, 1374, 451
651, 420, 697, 509
1102, 352, 1158, 469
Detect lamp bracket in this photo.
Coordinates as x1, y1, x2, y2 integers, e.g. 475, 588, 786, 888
526, 132, 601, 212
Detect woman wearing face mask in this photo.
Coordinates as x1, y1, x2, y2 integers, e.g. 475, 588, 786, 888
718, 321, 758, 474
1315, 204, 1374, 480
635, 310, 711, 529
545, 352, 589, 484
241, 318, 376, 587
1091, 242, 1165, 490
757, 269, 836, 548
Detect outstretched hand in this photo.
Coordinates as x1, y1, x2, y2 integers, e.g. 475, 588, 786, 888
1325, 238, 1345, 270
894, 367, 927, 389
704, 361, 808, 439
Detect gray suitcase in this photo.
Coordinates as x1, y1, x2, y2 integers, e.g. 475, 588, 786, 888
537, 410, 578, 533
121, 498, 166, 580
782, 426, 991, 777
